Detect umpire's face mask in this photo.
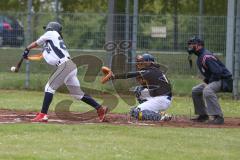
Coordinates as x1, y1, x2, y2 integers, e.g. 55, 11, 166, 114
187, 44, 199, 56
187, 44, 196, 68
187, 44, 195, 54
187, 47, 195, 55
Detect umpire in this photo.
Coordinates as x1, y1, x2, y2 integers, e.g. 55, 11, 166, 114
187, 36, 233, 125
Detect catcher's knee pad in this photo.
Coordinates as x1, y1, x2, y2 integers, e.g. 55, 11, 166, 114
134, 86, 149, 104
45, 83, 56, 94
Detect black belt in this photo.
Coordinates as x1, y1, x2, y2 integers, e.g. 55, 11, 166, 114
221, 76, 232, 80
167, 96, 172, 101
56, 57, 70, 66
166, 92, 172, 100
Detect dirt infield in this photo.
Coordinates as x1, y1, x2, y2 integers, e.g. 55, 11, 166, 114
0, 109, 240, 128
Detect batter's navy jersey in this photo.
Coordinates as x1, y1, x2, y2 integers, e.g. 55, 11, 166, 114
36, 31, 70, 66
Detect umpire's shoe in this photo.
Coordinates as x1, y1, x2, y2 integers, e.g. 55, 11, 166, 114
31, 113, 48, 122
208, 115, 224, 125
191, 115, 209, 122
97, 106, 108, 122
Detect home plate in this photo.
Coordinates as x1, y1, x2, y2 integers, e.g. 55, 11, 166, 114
0, 121, 17, 124
48, 119, 66, 123
0, 114, 35, 117
14, 118, 22, 122
128, 121, 155, 126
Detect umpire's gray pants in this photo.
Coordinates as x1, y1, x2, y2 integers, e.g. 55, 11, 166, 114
192, 81, 223, 116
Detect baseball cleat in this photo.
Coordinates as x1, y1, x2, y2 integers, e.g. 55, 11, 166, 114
160, 112, 172, 121
97, 106, 108, 122
208, 115, 224, 125
31, 113, 48, 122
191, 115, 209, 122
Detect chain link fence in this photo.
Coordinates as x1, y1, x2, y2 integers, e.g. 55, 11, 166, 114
1, 11, 239, 96
0, 12, 228, 71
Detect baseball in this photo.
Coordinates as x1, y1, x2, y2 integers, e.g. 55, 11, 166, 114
10, 66, 16, 72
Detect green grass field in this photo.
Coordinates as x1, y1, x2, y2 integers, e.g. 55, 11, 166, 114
0, 48, 239, 160
0, 90, 240, 160
0, 124, 239, 160
0, 90, 239, 116
0, 71, 210, 96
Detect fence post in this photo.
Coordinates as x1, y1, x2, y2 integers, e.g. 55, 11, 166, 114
198, 0, 204, 38
233, 0, 240, 100
125, 0, 130, 42
106, 0, 115, 67
131, 0, 138, 70
25, 0, 32, 89
226, 0, 235, 74
173, 0, 179, 50
55, 0, 60, 22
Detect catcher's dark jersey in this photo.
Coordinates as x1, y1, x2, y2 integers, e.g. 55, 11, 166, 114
115, 64, 172, 97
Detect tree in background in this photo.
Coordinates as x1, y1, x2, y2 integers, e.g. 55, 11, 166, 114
0, 0, 227, 16
0, 0, 228, 52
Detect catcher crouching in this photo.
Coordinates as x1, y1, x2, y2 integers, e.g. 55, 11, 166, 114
102, 53, 172, 121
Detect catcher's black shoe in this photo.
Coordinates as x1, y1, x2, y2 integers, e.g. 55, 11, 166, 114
191, 115, 209, 122
208, 115, 224, 125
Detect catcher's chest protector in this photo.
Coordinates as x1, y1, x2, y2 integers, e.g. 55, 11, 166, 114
141, 67, 171, 97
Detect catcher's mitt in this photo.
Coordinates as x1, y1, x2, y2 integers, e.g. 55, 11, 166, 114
101, 66, 113, 84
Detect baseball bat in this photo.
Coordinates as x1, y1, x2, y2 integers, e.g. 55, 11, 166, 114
13, 53, 43, 73
27, 53, 43, 61
14, 57, 24, 73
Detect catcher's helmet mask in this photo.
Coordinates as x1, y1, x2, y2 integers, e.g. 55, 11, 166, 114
136, 53, 155, 70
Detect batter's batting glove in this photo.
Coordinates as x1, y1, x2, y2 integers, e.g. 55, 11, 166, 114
22, 48, 30, 59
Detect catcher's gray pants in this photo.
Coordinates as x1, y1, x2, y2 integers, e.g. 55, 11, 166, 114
45, 59, 84, 99
192, 81, 223, 116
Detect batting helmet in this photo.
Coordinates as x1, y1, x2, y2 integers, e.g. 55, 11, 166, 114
43, 21, 62, 33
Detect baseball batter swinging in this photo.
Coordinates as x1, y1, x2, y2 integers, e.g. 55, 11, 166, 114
22, 21, 108, 122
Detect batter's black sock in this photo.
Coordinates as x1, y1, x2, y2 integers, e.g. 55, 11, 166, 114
41, 92, 53, 114
81, 94, 101, 110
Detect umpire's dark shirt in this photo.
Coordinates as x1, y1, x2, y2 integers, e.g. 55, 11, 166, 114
196, 48, 232, 83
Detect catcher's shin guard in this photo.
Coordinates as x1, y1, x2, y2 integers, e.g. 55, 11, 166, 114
130, 108, 171, 121
140, 110, 161, 121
